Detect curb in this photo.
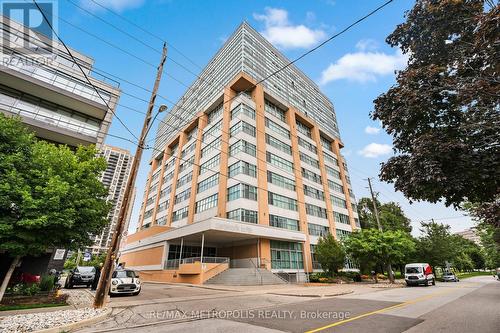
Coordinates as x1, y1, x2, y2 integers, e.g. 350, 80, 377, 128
34, 307, 112, 333
267, 290, 354, 298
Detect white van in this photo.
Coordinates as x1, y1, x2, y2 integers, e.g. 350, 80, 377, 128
405, 263, 435, 286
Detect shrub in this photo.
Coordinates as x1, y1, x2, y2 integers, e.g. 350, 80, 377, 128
39, 275, 55, 292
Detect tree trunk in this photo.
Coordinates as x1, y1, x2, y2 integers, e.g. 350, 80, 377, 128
0, 256, 21, 303
387, 263, 395, 283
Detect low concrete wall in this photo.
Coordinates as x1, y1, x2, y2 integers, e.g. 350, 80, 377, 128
137, 262, 229, 284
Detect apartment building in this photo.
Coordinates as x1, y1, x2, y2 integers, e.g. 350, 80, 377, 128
89, 145, 134, 255
120, 22, 359, 283
0, 15, 120, 148
0, 14, 120, 275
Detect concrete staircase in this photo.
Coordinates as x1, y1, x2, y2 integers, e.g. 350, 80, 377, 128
205, 268, 287, 285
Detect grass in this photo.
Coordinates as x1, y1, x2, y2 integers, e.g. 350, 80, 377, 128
0, 302, 67, 312
456, 271, 494, 280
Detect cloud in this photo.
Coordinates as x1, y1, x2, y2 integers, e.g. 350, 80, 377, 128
319, 48, 408, 84
365, 126, 381, 135
355, 39, 379, 51
80, 0, 144, 12
253, 8, 326, 49
358, 143, 392, 158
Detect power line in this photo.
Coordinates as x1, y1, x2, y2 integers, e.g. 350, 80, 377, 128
31, 0, 139, 141
87, 0, 204, 71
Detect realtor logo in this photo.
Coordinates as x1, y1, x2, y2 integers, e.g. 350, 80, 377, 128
1, 0, 58, 54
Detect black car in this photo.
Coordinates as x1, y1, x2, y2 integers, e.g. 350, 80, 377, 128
65, 266, 96, 288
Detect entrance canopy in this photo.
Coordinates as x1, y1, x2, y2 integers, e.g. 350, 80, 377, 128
123, 217, 306, 252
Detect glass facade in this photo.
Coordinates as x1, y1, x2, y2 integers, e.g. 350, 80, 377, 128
271, 241, 304, 269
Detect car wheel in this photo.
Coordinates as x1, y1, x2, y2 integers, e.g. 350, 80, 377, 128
132, 290, 140, 296
432, 278, 436, 286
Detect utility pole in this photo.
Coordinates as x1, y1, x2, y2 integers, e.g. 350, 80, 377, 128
94, 43, 168, 308
366, 178, 395, 283
367, 178, 382, 231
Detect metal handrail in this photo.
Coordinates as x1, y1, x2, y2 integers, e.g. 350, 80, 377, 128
164, 257, 230, 269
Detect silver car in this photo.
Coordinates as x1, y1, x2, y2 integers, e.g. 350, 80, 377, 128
442, 272, 459, 282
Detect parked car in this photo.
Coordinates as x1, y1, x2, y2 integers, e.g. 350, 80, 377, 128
109, 269, 141, 296
442, 271, 459, 282
65, 266, 96, 288
405, 263, 435, 286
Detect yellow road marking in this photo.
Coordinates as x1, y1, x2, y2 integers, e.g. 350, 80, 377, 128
305, 288, 459, 333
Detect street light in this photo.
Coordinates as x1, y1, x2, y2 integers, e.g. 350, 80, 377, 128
144, 105, 168, 141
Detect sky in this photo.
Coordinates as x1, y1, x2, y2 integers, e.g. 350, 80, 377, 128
49, 0, 474, 236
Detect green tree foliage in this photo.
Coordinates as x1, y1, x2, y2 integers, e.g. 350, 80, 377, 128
415, 221, 486, 271
344, 229, 415, 277
358, 197, 412, 233
0, 115, 110, 282
315, 234, 346, 276
416, 222, 457, 268
476, 223, 500, 269
371, 0, 499, 230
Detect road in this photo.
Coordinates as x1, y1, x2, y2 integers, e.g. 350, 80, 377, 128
76, 276, 499, 333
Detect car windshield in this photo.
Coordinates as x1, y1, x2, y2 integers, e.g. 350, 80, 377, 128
406, 267, 422, 274
444, 272, 453, 276
112, 270, 136, 278
77, 266, 95, 273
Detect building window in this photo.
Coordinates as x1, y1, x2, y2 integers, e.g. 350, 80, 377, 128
296, 120, 312, 138
201, 137, 221, 158
227, 208, 258, 224
301, 168, 322, 184
174, 188, 191, 204
229, 139, 256, 157
199, 154, 220, 175
180, 142, 196, 158
143, 208, 153, 219
157, 200, 169, 212
269, 214, 299, 231
197, 173, 219, 193
195, 193, 218, 213
300, 152, 320, 169
186, 126, 198, 142
331, 195, 347, 209
336, 229, 351, 240
231, 103, 256, 120
163, 170, 174, 183
265, 117, 290, 139
306, 204, 327, 219
155, 216, 168, 225
176, 172, 193, 188
178, 155, 194, 173
228, 160, 257, 178
266, 151, 294, 172
230, 120, 256, 137
320, 136, 333, 152
310, 244, 321, 269
207, 103, 223, 124
334, 212, 350, 225
146, 195, 157, 206
267, 171, 295, 191
323, 153, 339, 165
298, 137, 317, 154
172, 206, 189, 222
160, 186, 171, 198
268, 192, 297, 211
227, 183, 258, 201
266, 134, 291, 155
202, 120, 222, 141
303, 185, 324, 200
326, 165, 341, 179
270, 241, 303, 269
308, 223, 330, 236
328, 180, 344, 194
265, 100, 286, 122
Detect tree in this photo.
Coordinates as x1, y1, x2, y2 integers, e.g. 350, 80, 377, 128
315, 234, 346, 276
476, 223, 500, 269
344, 229, 416, 283
371, 1, 499, 230
358, 197, 412, 233
0, 114, 110, 301
415, 221, 456, 268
